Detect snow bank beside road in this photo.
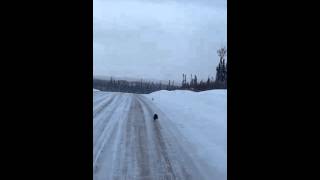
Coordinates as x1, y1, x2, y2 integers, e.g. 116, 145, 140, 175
145, 90, 227, 178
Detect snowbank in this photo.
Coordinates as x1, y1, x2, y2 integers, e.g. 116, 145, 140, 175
145, 90, 227, 177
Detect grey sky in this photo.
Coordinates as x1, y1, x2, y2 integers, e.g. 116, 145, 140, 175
94, 0, 226, 82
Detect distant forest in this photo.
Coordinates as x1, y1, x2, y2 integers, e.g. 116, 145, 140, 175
93, 47, 227, 94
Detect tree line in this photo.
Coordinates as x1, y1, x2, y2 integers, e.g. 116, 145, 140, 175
93, 78, 180, 94
93, 47, 227, 93
180, 47, 227, 91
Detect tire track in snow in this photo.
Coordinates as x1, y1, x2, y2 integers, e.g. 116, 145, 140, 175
137, 95, 206, 180
93, 94, 117, 119
136, 96, 177, 179
93, 94, 131, 170
93, 94, 132, 180
127, 96, 151, 178
93, 93, 124, 131
138, 96, 185, 179
93, 92, 217, 180
93, 91, 109, 103
138, 95, 224, 180
93, 94, 127, 153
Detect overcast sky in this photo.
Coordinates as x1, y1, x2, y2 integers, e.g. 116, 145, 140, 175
94, 0, 226, 82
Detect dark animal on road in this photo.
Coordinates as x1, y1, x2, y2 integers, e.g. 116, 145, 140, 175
153, 113, 158, 121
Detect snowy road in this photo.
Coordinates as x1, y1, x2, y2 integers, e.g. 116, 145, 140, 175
93, 91, 224, 180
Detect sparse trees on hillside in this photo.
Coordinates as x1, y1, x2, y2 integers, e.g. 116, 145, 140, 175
94, 47, 227, 93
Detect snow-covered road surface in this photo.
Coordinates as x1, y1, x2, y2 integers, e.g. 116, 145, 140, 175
93, 91, 225, 180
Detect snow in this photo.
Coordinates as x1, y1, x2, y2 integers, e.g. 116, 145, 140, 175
93, 89, 227, 179
145, 89, 227, 178
93, 88, 100, 91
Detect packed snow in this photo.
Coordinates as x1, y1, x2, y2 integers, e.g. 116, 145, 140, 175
93, 89, 227, 180
145, 90, 227, 177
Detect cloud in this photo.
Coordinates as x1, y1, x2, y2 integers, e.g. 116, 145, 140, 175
94, 0, 227, 82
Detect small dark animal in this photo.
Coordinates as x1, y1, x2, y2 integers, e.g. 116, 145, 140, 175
153, 113, 158, 121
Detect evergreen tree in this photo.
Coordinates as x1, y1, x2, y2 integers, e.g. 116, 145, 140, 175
207, 77, 210, 89
215, 47, 227, 88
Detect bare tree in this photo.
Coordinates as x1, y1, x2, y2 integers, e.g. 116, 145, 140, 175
217, 47, 227, 61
